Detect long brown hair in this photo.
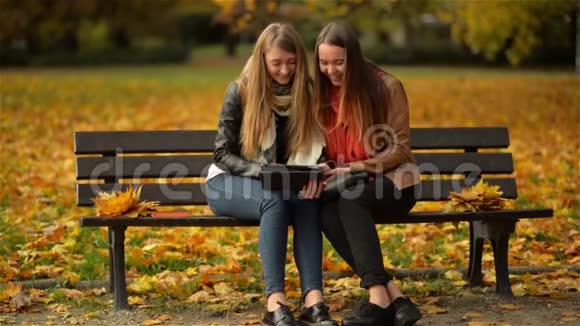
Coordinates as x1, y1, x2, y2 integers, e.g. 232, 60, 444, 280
239, 22, 315, 161
313, 22, 387, 141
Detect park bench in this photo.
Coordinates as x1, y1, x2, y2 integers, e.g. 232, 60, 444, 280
75, 127, 553, 311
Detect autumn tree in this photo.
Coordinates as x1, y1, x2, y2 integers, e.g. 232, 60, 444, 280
0, 0, 97, 52
212, 0, 279, 56
93, 0, 185, 49
0, 0, 188, 53
444, 0, 577, 65
305, 0, 432, 44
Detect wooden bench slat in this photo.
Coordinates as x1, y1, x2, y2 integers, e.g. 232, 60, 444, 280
410, 127, 509, 149
76, 155, 213, 179
76, 178, 517, 206
76, 153, 514, 180
79, 208, 553, 227
418, 178, 517, 200
77, 183, 208, 206
74, 130, 216, 154
74, 127, 509, 155
415, 153, 513, 174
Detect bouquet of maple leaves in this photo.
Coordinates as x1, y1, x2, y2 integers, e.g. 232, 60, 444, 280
92, 185, 159, 217
444, 180, 510, 212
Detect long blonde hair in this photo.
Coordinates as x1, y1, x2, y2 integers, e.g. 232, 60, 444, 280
239, 22, 315, 161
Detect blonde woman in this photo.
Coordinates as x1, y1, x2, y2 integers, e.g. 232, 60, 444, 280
205, 23, 335, 326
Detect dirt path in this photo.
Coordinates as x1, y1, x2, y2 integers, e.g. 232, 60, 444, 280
2, 292, 578, 325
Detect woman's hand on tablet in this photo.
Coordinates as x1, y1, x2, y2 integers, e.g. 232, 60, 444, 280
300, 178, 324, 199
321, 165, 351, 183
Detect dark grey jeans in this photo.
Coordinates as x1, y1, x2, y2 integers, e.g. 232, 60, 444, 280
321, 176, 417, 288
206, 174, 323, 298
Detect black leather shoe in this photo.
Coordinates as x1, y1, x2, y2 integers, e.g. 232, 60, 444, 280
298, 302, 338, 326
261, 301, 298, 326
391, 297, 422, 326
341, 302, 394, 326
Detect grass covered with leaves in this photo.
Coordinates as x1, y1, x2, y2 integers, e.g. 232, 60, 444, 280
1, 65, 578, 318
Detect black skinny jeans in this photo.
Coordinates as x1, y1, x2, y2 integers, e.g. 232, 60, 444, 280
321, 176, 416, 288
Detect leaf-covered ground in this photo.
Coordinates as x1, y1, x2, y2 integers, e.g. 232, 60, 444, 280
1, 65, 578, 324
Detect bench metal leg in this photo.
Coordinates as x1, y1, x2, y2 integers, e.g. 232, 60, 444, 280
490, 231, 513, 297
469, 220, 516, 297
467, 222, 484, 285
111, 226, 130, 311
108, 228, 115, 294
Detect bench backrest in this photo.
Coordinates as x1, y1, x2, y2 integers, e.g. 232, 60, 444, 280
75, 127, 516, 207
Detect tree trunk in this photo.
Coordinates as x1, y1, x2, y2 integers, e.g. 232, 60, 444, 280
109, 26, 130, 49
59, 28, 79, 51
574, 2, 579, 74
25, 30, 40, 54
224, 31, 238, 57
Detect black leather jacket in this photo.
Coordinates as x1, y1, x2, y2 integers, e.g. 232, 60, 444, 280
212, 82, 265, 177
213, 82, 262, 177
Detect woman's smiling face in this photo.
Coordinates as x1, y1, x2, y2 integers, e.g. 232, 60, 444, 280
264, 47, 297, 85
318, 43, 345, 87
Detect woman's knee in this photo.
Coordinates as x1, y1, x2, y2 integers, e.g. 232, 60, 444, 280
291, 200, 319, 223
259, 192, 290, 223
320, 201, 339, 230
261, 191, 286, 209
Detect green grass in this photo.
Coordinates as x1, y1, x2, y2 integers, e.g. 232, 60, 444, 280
155, 258, 198, 272
127, 236, 147, 247
386, 65, 576, 79
46, 287, 68, 303
2, 64, 239, 84
3, 61, 573, 116
2, 59, 573, 88
191, 43, 254, 60
0, 216, 27, 256
47, 287, 110, 310
128, 255, 203, 276
380, 232, 414, 267
452, 224, 469, 239
76, 228, 109, 250
533, 231, 558, 242
563, 206, 580, 222
76, 250, 107, 280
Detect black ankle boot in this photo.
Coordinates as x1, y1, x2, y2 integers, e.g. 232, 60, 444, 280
391, 297, 422, 326
261, 301, 298, 326
341, 302, 395, 326
297, 302, 338, 326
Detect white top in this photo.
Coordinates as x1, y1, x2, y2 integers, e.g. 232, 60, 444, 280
206, 163, 226, 181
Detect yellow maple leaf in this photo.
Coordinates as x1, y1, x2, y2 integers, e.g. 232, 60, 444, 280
127, 275, 158, 294
444, 180, 510, 212
92, 185, 159, 217
462, 312, 482, 320
420, 304, 448, 314
0, 283, 22, 302
128, 296, 147, 305
61, 289, 84, 299
444, 270, 464, 281
499, 303, 521, 310
187, 290, 210, 303
214, 282, 236, 296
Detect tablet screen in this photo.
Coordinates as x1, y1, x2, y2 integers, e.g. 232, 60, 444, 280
260, 165, 323, 192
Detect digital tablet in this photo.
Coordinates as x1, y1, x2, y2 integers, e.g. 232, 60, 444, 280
260, 165, 323, 192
